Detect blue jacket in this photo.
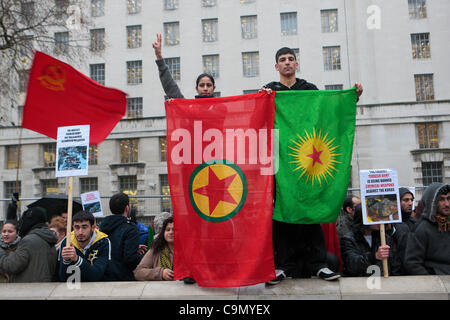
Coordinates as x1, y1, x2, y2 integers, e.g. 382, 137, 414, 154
99, 215, 143, 281
59, 230, 111, 282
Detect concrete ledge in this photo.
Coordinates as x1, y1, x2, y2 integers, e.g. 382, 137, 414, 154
0, 276, 448, 300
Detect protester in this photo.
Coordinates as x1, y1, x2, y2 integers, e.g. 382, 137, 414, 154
49, 216, 67, 246
0, 207, 57, 282
404, 183, 450, 275
153, 33, 216, 99
99, 193, 143, 281
340, 204, 402, 277
398, 187, 417, 231
59, 210, 111, 282
129, 207, 149, 246
0, 220, 20, 282
337, 195, 361, 241
134, 217, 174, 281
5, 192, 19, 221
263, 47, 363, 284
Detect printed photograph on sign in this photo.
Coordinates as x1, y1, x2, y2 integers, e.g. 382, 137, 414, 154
81, 190, 103, 217
57, 146, 87, 171
359, 168, 402, 225
55, 125, 90, 177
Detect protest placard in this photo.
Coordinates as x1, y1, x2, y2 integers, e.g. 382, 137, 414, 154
359, 168, 403, 278
360, 168, 402, 225
55, 125, 90, 246
81, 191, 103, 218
55, 125, 90, 178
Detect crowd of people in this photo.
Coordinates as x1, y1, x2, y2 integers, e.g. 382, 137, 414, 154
0, 182, 448, 284
0, 39, 448, 284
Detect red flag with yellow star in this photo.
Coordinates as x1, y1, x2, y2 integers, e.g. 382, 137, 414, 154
22, 51, 127, 145
166, 92, 275, 287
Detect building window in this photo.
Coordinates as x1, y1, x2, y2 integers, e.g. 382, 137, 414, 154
80, 177, 98, 194
408, 0, 427, 19
91, 0, 105, 17
6, 145, 21, 169
160, 174, 171, 212
160, 137, 166, 162
127, 25, 142, 49
55, 0, 69, 19
280, 12, 297, 36
242, 51, 259, 77
164, 0, 179, 10
202, 18, 218, 42
120, 139, 138, 163
90, 28, 105, 51
321, 9, 338, 33
241, 15, 257, 39
417, 123, 439, 149
127, 97, 143, 119
325, 84, 344, 90
202, 0, 216, 7
90, 63, 105, 85
422, 162, 443, 186
411, 33, 430, 59
203, 55, 219, 78
119, 175, 138, 206
21, 1, 35, 21
164, 57, 180, 81
164, 22, 180, 45
54, 31, 69, 54
323, 46, 341, 71
127, 60, 143, 85
127, 0, 142, 14
89, 145, 98, 165
4, 181, 21, 198
414, 74, 434, 101
41, 179, 58, 196
43, 143, 56, 167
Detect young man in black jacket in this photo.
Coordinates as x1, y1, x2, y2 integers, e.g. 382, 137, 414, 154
100, 193, 144, 281
264, 47, 363, 284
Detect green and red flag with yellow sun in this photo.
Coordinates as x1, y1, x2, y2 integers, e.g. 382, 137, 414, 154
165, 92, 276, 287
273, 88, 357, 224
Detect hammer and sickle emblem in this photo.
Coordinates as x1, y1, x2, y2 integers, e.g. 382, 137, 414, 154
37, 64, 66, 91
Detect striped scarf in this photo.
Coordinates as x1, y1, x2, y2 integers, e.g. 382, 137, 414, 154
158, 246, 172, 270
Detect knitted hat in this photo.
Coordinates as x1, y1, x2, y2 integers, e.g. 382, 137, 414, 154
18, 207, 48, 237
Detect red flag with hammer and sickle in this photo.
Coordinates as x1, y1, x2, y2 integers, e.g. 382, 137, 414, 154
22, 51, 127, 145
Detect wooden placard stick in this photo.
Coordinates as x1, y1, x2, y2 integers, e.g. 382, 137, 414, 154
379, 223, 389, 278
66, 176, 73, 247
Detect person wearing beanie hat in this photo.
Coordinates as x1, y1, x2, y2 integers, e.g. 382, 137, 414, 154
0, 207, 57, 282
18, 207, 48, 238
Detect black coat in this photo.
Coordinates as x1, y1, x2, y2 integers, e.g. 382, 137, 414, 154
404, 183, 450, 275
340, 204, 403, 277
99, 215, 143, 281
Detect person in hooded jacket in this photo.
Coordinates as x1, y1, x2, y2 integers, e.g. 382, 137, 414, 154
0, 207, 57, 282
99, 192, 143, 281
340, 203, 403, 277
404, 183, 450, 275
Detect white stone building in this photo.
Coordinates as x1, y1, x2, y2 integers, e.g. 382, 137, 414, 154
1, 0, 449, 218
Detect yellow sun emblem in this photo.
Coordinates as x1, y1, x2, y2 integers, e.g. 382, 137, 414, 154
289, 129, 340, 186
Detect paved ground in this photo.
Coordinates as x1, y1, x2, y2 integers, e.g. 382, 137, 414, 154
0, 275, 448, 300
